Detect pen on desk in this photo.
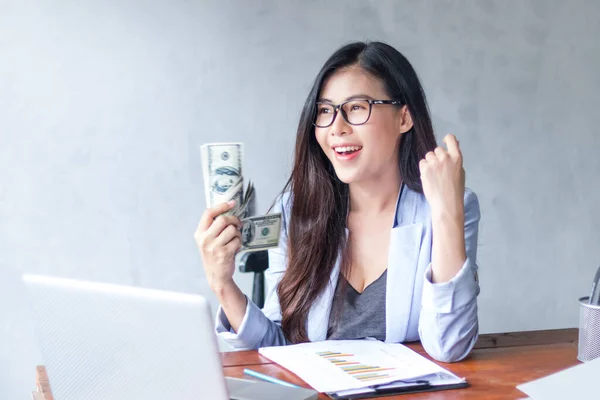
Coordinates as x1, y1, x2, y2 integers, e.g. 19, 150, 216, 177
589, 265, 600, 305
243, 368, 301, 389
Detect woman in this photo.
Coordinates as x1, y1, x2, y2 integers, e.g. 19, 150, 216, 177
195, 41, 481, 363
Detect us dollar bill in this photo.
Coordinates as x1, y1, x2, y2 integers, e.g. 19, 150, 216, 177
236, 179, 255, 219
200, 142, 247, 217
240, 213, 282, 252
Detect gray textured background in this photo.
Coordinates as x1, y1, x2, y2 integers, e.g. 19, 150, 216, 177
1, 0, 599, 397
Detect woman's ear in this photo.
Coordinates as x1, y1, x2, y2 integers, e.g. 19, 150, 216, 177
398, 105, 414, 134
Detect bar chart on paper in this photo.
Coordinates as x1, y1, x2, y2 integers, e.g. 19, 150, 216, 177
259, 340, 449, 393
316, 351, 396, 382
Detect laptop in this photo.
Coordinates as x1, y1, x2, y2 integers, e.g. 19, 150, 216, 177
22, 274, 318, 400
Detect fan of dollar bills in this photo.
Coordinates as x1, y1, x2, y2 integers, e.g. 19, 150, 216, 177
200, 142, 281, 252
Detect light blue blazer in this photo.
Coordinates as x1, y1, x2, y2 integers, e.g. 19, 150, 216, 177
216, 185, 481, 362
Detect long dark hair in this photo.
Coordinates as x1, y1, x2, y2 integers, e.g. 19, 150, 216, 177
277, 41, 437, 343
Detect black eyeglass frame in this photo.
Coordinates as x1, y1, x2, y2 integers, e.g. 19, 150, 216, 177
313, 99, 404, 128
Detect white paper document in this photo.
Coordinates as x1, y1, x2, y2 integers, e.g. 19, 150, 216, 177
517, 356, 600, 399
258, 340, 465, 395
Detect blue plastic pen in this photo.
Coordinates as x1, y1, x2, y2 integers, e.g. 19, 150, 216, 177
243, 368, 301, 388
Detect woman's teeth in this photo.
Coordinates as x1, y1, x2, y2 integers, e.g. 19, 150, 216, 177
335, 146, 362, 154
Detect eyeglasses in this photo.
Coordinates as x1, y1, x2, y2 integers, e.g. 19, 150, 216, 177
314, 99, 403, 128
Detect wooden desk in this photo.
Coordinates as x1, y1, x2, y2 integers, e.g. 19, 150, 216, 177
34, 329, 580, 400
221, 329, 580, 400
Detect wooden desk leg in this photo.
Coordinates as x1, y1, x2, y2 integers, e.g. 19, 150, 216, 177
33, 366, 54, 400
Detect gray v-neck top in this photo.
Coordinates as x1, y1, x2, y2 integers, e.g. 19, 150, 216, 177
327, 269, 387, 341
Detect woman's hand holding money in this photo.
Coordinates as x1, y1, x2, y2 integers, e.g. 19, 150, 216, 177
195, 200, 242, 290
195, 200, 248, 331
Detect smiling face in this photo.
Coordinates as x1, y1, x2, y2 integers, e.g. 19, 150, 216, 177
315, 66, 412, 185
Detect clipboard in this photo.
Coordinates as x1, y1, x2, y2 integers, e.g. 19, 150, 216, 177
326, 379, 469, 399
325, 374, 469, 399
259, 340, 470, 397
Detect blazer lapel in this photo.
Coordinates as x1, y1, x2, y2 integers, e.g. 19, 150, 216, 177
385, 187, 424, 343
306, 249, 342, 342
